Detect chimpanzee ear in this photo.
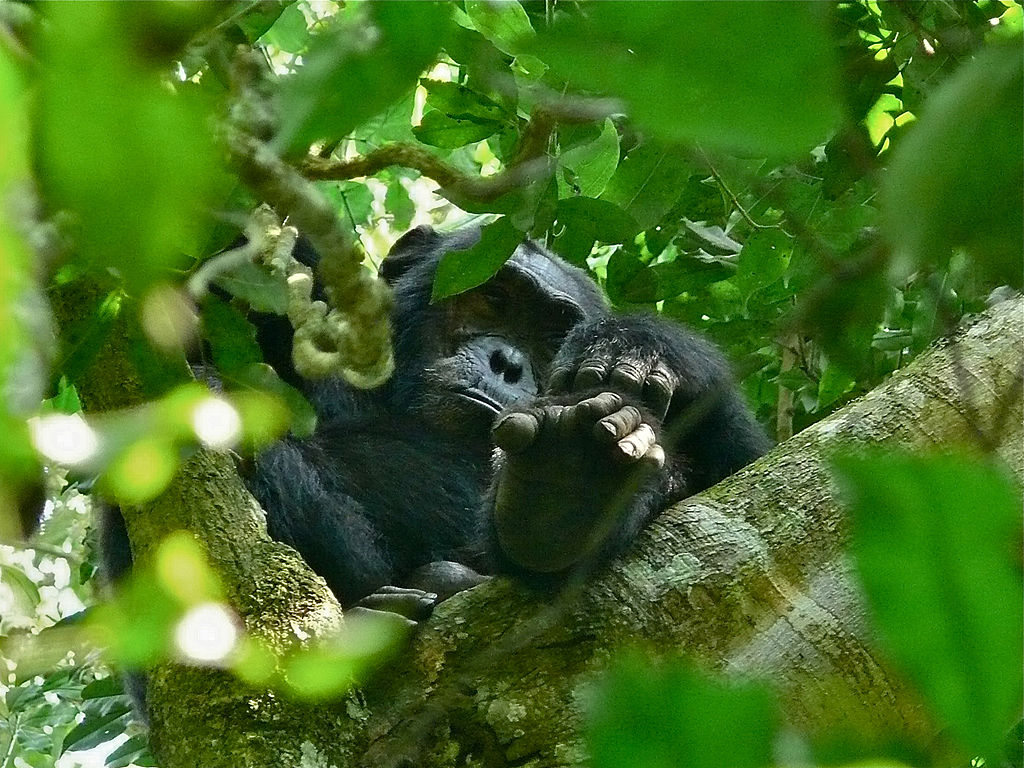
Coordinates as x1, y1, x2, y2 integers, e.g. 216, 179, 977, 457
379, 225, 440, 284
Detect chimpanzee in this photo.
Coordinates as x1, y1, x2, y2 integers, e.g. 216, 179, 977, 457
102, 224, 770, 620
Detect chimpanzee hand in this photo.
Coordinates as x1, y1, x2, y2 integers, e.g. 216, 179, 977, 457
547, 317, 684, 421
488, 391, 666, 575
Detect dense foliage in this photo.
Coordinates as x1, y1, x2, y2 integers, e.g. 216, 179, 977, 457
0, 2, 1020, 767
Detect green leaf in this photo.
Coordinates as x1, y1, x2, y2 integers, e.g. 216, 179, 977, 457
558, 118, 620, 198
0, 563, 41, 612
736, 229, 793, 294
38, 3, 224, 295
601, 142, 692, 230
234, 1, 293, 43
278, 2, 451, 151
419, 79, 506, 122
200, 296, 315, 437
201, 296, 262, 374
105, 734, 157, 768
815, 363, 855, 410
835, 451, 1024, 761
464, 0, 535, 56
587, 655, 776, 768
882, 42, 1023, 288
81, 678, 123, 701
623, 255, 734, 304
551, 197, 640, 264
413, 108, 503, 149
432, 217, 522, 301
533, 2, 841, 155
261, 1, 309, 53
318, 180, 375, 227
384, 180, 416, 232
214, 262, 289, 315
63, 700, 132, 752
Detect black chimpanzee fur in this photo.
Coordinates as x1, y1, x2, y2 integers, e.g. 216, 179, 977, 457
102, 225, 770, 619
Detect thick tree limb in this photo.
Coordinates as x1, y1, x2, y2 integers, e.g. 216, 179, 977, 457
333, 296, 1023, 767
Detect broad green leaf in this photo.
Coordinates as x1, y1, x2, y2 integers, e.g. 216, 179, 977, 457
261, 1, 310, 53
882, 42, 1023, 288
201, 296, 316, 438
835, 451, 1024, 761
558, 118, 620, 198
551, 197, 640, 264
419, 79, 507, 122
201, 295, 262, 374
736, 229, 793, 294
587, 655, 776, 768
385, 180, 416, 232
601, 142, 692, 230
234, 1, 293, 42
413, 109, 503, 149
62, 701, 131, 753
533, 2, 840, 155
464, 0, 535, 56
815, 363, 856, 410
278, 2, 451, 151
232, 364, 316, 439
318, 180, 375, 227
622, 256, 734, 304
80, 678, 122, 700
0, 563, 41, 612
38, 3, 224, 295
432, 217, 522, 300
214, 262, 290, 315
105, 734, 157, 768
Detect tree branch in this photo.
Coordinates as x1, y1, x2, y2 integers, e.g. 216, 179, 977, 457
329, 297, 1024, 768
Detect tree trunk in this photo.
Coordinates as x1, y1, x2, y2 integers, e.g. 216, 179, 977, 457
76, 292, 1022, 767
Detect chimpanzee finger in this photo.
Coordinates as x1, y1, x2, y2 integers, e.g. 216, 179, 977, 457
573, 358, 609, 390
593, 404, 644, 442
643, 364, 675, 421
641, 442, 666, 469
567, 392, 624, 431
493, 411, 541, 453
615, 422, 658, 462
547, 364, 573, 393
608, 361, 646, 398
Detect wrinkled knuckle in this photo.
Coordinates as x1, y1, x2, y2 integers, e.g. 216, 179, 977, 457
609, 363, 644, 391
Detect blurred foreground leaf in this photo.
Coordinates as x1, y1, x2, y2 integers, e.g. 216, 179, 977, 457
534, 2, 840, 155
882, 42, 1023, 288
836, 451, 1023, 762
586, 655, 776, 768
278, 1, 451, 151
37, 2, 224, 295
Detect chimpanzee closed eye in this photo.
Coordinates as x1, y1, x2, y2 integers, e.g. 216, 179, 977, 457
101, 224, 770, 623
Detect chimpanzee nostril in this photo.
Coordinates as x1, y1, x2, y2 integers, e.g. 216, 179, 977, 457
490, 348, 524, 384
489, 349, 505, 374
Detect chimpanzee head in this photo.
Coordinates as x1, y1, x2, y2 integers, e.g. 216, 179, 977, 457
378, 225, 606, 439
